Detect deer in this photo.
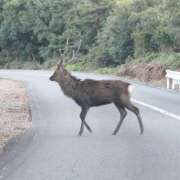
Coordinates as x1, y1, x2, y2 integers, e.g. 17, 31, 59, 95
49, 38, 143, 136
49, 59, 144, 136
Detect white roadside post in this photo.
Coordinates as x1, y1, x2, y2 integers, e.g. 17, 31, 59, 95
166, 70, 180, 90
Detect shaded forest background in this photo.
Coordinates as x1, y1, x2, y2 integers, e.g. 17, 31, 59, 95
0, 0, 180, 70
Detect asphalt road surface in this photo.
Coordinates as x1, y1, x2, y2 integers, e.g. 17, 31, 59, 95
0, 70, 180, 180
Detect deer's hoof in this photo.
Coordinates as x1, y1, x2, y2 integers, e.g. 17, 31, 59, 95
139, 128, 144, 135
78, 132, 82, 136
89, 129, 93, 133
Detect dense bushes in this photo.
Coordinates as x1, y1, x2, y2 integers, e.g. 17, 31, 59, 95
0, 0, 179, 68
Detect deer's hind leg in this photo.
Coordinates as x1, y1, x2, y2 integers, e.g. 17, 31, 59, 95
113, 101, 127, 135
125, 102, 144, 135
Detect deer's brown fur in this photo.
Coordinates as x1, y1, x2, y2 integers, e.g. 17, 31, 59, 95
50, 61, 144, 136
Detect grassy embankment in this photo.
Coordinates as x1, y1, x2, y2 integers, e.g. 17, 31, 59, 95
66, 52, 180, 73
1, 52, 180, 86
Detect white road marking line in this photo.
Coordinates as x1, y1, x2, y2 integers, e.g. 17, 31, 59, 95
132, 98, 180, 121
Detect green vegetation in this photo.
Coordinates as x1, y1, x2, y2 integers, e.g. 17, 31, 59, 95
66, 62, 90, 72
0, 0, 179, 70
136, 52, 180, 70
95, 67, 120, 75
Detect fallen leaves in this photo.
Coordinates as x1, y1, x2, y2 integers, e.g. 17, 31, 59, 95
0, 79, 31, 151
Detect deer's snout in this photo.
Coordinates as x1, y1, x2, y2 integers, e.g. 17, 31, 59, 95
49, 76, 54, 81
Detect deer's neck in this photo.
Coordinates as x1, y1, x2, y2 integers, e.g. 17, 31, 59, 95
58, 73, 80, 99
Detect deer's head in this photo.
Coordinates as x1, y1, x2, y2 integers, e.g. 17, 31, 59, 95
49, 60, 67, 82
50, 39, 82, 82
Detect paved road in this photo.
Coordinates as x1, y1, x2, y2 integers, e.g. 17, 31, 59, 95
0, 70, 180, 180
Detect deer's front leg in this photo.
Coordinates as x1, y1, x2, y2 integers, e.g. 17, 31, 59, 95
113, 102, 127, 135
78, 107, 89, 136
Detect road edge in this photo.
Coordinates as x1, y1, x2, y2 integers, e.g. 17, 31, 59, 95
0, 81, 36, 171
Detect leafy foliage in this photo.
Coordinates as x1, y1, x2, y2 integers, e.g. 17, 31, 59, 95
0, 0, 179, 68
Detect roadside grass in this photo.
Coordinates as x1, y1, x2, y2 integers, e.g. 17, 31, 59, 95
95, 66, 120, 75
0, 60, 41, 70
65, 62, 89, 72
0, 52, 179, 73
64, 52, 180, 75
135, 52, 180, 70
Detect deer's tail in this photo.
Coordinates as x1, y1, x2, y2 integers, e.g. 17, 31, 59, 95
128, 84, 134, 93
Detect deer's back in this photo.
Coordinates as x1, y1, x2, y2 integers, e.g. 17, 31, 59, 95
75, 79, 130, 107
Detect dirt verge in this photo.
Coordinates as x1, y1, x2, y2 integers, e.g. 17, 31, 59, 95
117, 62, 167, 87
0, 79, 32, 153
